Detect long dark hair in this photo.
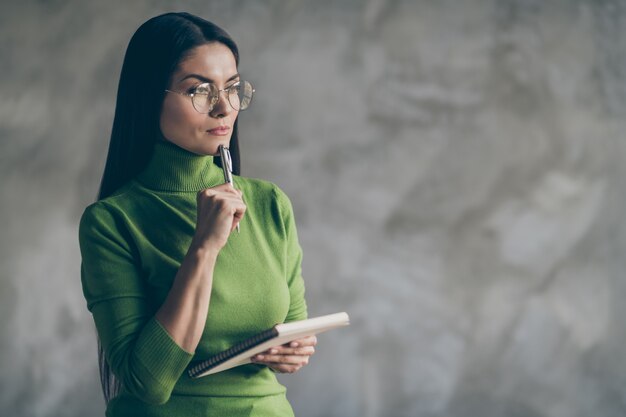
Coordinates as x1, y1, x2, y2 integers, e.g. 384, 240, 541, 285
96, 12, 242, 403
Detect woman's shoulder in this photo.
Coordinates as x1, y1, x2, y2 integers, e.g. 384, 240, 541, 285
79, 181, 142, 230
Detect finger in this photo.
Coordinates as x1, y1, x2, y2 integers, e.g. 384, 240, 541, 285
268, 364, 303, 374
263, 346, 315, 356
198, 191, 243, 205
253, 354, 310, 366
286, 335, 317, 348
198, 184, 235, 197
217, 182, 244, 199
207, 198, 245, 218
208, 196, 244, 213
230, 205, 246, 232
197, 188, 216, 202
224, 184, 241, 196
211, 183, 239, 193
219, 197, 246, 211
198, 184, 241, 200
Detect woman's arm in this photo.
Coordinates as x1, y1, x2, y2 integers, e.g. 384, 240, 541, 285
157, 184, 246, 352
154, 246, 218, 352
80, 184, 245, 404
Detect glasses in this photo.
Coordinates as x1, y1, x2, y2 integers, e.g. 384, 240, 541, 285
165, 80, 255, 113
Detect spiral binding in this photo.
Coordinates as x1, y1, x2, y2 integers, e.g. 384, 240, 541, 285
188, 327, 278, 378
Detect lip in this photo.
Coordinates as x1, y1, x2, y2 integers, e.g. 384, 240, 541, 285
206, 126, 231, 136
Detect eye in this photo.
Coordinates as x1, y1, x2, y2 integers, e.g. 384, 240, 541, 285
192, 83, 212, 95
187, 84, 201, 94
226, 81, 241, 91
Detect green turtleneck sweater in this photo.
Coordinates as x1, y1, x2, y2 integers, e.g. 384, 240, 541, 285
79, 141, 307, 416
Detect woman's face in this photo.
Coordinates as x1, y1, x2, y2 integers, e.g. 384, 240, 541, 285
160, 42, 239, 156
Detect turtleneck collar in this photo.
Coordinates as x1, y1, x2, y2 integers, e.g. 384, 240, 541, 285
136, 141, 225, 192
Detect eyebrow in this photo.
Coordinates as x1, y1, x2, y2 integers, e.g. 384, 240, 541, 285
177, 73, 240, 84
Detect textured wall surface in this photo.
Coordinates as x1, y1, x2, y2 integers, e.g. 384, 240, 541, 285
2, 1, 626, 416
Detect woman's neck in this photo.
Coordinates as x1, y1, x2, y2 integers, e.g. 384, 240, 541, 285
136, 141, 224, 192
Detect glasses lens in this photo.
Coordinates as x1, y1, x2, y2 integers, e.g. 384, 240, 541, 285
228, 81, 254, 111
191, 83, 218, 113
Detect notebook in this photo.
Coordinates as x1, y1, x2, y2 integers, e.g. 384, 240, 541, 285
187, 312, 350, 378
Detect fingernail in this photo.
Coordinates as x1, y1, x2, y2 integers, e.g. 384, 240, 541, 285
270, 349, 278, 354
256, 355, 264, 360
291, 342, 299, 347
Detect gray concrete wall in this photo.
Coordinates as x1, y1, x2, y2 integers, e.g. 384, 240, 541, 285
2, 1, 626, 416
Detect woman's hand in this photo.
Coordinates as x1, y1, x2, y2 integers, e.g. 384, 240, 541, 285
252, 335, 317, 374
190, 183, 246, 254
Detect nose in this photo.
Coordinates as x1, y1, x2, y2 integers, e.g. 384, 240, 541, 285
209, 90, 233, 118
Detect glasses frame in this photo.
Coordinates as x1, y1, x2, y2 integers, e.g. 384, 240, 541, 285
164, 80, 254, 113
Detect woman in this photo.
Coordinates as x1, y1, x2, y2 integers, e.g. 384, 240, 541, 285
78, 12, 315, 416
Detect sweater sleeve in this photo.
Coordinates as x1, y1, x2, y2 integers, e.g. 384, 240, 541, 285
78, 202, 193, 405
274, 187, 308, 323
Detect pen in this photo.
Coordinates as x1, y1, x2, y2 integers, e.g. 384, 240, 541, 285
218, 144, 240, 233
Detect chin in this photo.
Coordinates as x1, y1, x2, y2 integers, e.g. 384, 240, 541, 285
208, 138, 233, 154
